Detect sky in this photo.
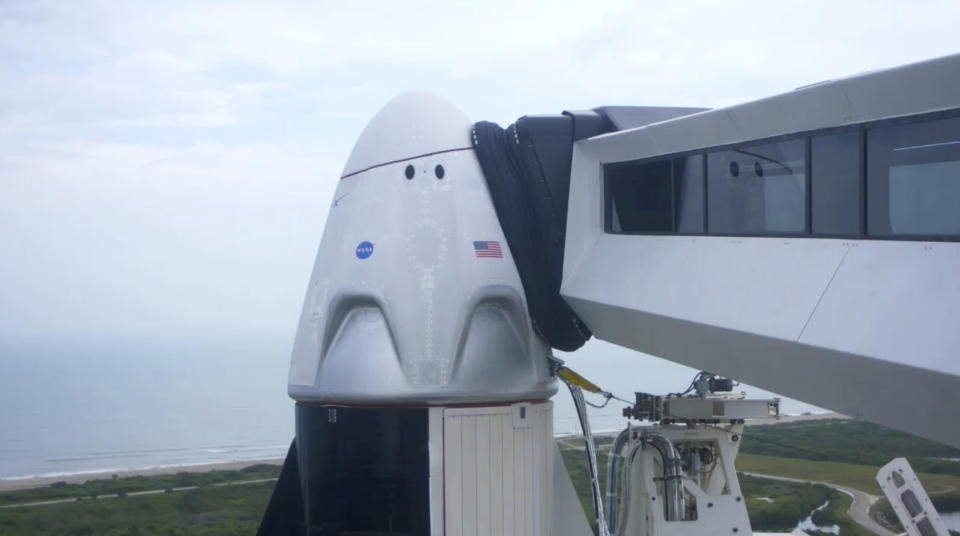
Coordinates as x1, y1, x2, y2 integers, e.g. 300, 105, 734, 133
1, 1, 958, 408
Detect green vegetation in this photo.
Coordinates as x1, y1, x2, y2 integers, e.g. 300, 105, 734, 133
557, 438, 610, 523
0, 465, 280, 506
0, 479, 275, 536
810, 489, 872, 536
741, 419, 960, 534
740, 474, 833, 532
742, 420, 960, 477
737, 453, 960, 496
872, 496, 905, 533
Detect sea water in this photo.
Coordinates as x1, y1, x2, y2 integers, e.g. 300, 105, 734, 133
0, 337, 822, 480
942, 511, 960, 532
796, 500, 840, 535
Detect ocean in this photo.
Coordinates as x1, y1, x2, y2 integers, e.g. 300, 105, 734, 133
0, 337, 822, 480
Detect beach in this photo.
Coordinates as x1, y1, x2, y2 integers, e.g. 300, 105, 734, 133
0, 458, 285, 493
0, 411, 848, 493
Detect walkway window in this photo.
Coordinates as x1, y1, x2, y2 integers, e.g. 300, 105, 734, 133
812, 132, 862, 235
606, 155, 705, 233
867, 116, 960, 237
674, 154, 705, 233
707, 139, 807, 234
607, 159, 673, 232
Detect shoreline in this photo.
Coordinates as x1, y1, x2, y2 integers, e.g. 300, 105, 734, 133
0, 412, 848, 493
0, 458, 285, 493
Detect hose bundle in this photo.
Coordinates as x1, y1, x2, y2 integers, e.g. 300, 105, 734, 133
471, 120, 592, 352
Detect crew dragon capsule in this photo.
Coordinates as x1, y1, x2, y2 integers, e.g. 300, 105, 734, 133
284, 92, 558, 534
260, 91, 693, 536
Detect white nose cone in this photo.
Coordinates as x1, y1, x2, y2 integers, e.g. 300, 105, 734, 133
341, 92, 472, 178
289, 92, 554, 404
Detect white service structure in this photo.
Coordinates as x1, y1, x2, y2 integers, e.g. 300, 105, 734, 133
563, 53, 960, 449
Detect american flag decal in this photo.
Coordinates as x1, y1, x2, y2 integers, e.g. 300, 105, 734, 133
473, 240, 503, 258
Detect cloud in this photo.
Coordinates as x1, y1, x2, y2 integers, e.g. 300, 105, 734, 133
0, 139, 341, 340
5, 1, 959, 137
1, 0, 959, 344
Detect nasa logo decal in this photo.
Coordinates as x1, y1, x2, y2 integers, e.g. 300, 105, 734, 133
355, 241, 374, 259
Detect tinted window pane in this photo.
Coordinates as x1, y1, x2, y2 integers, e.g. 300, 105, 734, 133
868, 116, 960, 237
297, 406, 430, 535
708, 139, 807, 234
674, 154, 705, 232
607, 159, 673, 232
812, 132, 862, 235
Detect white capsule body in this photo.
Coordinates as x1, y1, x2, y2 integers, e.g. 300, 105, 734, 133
288, 92, 554, 404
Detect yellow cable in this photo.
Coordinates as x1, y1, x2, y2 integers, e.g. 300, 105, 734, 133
557, 366, 604, 394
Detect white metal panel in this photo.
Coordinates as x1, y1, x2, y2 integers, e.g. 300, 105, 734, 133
502, 411, 516, 536
538, 404, 554, 535
477, 415, 491, 536
523, 426, 534, 534
446, 413, 463, 533
564, 289, 960, 448
564, 234, 960, 378
443, 403, 552, 536
429, 407, 445, 536
514, 417, 529, 534
490, 412, 504, 534
877, 458, 949, 536
564, 234, 848, 341
662, 398, 779, 420
462, 416, 478, 535
800, 241, 960, 372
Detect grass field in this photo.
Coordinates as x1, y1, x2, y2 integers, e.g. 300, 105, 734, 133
737, 453, 960, 496
741, 420, 960, 478
0, 480, 275, 536
738, 451, 960, 536
0, 465, 281, 506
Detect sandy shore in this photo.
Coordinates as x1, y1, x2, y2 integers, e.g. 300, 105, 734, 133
1, 413, 848, 493
0, 458, 285, 493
